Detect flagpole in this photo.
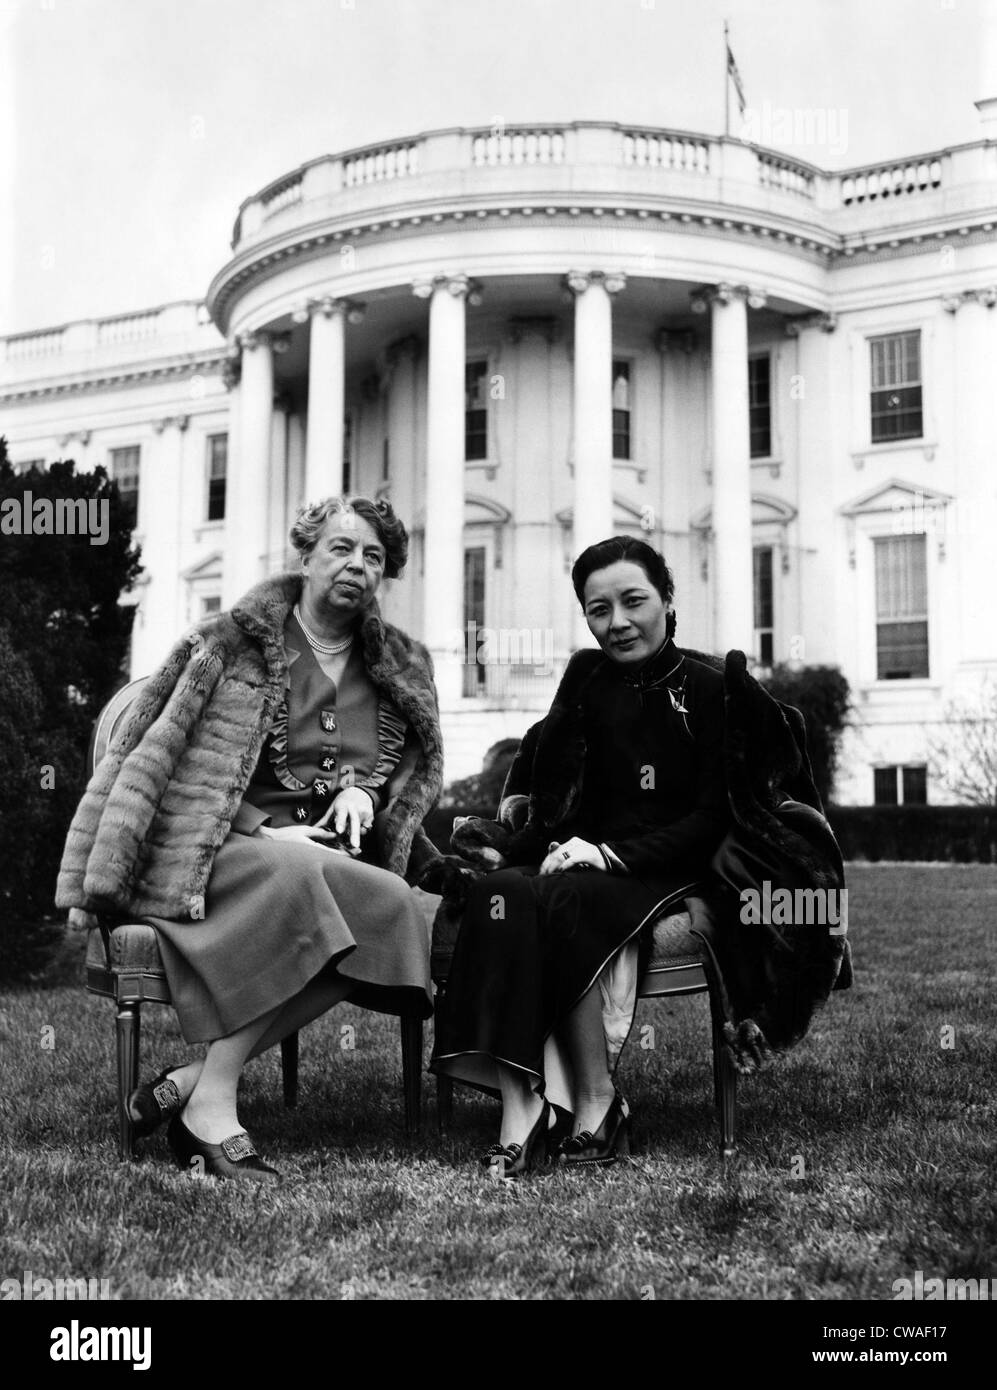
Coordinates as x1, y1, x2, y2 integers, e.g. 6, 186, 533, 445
723, 19, 730, 138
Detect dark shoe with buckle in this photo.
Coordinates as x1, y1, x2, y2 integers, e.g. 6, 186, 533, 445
557, 1093, 631, 1168
127, 1065, 185, 1140
483, 1100, 551, 1180
167, 1114, 279, 1181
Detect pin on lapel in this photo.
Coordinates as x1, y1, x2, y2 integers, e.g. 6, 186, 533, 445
668, 687, 688, 714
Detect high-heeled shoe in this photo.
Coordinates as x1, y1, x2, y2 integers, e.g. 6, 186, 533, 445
167, 1114, 279, 1181
557, 1092, 631, 1167
482, 1100, 551, 1180
127, 1064, 186, 1139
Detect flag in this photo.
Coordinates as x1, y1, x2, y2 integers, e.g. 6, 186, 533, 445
726, 28, 746, 117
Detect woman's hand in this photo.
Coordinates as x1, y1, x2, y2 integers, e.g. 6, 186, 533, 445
315, 786, 375, 850
539, 837, 605, 875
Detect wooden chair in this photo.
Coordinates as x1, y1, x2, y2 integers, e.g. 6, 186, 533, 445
84, 677, 423, 1159
432, 901, 737, 1161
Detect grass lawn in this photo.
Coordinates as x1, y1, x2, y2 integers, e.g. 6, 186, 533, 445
1, 863, 994, 1301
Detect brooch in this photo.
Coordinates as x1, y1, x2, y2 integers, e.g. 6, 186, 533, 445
667, 688, 688, 714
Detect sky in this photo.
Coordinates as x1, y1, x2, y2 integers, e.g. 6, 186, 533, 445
2, 0, 994, 334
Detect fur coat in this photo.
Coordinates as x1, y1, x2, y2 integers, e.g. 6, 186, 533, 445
424, 647, 852, 1073
57, 572, 444, 921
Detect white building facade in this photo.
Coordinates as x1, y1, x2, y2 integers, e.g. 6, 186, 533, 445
3, 118, 997, 796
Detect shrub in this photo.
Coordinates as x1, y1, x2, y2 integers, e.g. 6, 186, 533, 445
761, 664, 851, 807
439, 737, 522, 815
0, 448, 142, 983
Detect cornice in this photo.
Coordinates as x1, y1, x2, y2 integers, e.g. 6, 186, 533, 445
0, 349, 228, 404
205, 201, 842, 332
207, 193, 997, 334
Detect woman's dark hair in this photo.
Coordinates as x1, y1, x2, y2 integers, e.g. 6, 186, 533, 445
571, 535, 675, 608
289, 495, 409, 578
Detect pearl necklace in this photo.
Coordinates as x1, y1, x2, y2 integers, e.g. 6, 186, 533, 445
294, 604, 354, 656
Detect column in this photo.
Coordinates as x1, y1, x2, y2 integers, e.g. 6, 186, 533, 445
137, 415, 187, 668
952, 290, 997, 664
414, 273, 468, 705
223, 331, 274, 606
569, 270, 625, 556
786, 312, 837, 664
304, 298, 346, 502
285, 410, 306, 530
704, 284, 754, 654
568, 270, 625, 649
384, 336, 421, 633
267, 395, 289, 574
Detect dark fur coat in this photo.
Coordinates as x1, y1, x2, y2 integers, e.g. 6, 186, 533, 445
423, 647, 852, 1073
57, 572, 444, 921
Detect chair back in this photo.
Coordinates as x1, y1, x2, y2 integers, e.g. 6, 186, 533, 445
87, 676, 150, 777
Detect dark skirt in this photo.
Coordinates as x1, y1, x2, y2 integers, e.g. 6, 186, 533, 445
149, 833, 433, 1044
430, 865, 693, 1105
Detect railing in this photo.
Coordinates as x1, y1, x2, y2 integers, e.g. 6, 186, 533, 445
470, 127, 566, 166
221, 123, 990, 254
5, 327, 64, 361
261, 171, 304, 215
342, 140, 420, 186
839, 157, 943, 206
97, 310, 161, 346
623, 130, 711, 174
757, 151, 815, 199
1, 303, 217, 369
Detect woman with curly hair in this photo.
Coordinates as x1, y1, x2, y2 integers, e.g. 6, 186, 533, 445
58, 496, 442, 1180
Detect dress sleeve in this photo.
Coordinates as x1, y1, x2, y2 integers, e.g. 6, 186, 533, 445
353, 695, 409, 813
601, 677, 729, 879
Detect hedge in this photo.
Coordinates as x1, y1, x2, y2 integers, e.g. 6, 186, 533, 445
827, 805, 997, 864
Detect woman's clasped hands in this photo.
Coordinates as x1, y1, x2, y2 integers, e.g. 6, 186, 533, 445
539, 837, 606, 875
258, 786, 375, 850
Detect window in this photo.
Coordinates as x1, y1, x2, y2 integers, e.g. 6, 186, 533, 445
109, 446, 140, 521
465, 361, 488, 460
463, 546, 486, 696
874, 764, 927, 805
612, 360, 631, 460
206, 434, 227, 521
201, 595, 222, 617
870, 331, 922, 443
16, 458, 44, 473
749, 355, 772, 458
343, 414, 353, 493
753, 546, 774, 666
874, 534, 928, 679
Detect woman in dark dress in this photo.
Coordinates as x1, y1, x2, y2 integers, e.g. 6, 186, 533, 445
430, 536, 729, 1175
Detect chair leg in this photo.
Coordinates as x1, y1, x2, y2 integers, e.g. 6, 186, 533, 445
115, 1002, 141, 1161
711, 1010, 737, 1163
400, 1015, 422, 1136
436, 1074, 454, 1134
281, 1031, 299, 1109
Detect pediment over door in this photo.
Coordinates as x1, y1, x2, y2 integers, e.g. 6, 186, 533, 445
690, 494, 798, 533
181, 550, 223, 583
839, 478, 953, 517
